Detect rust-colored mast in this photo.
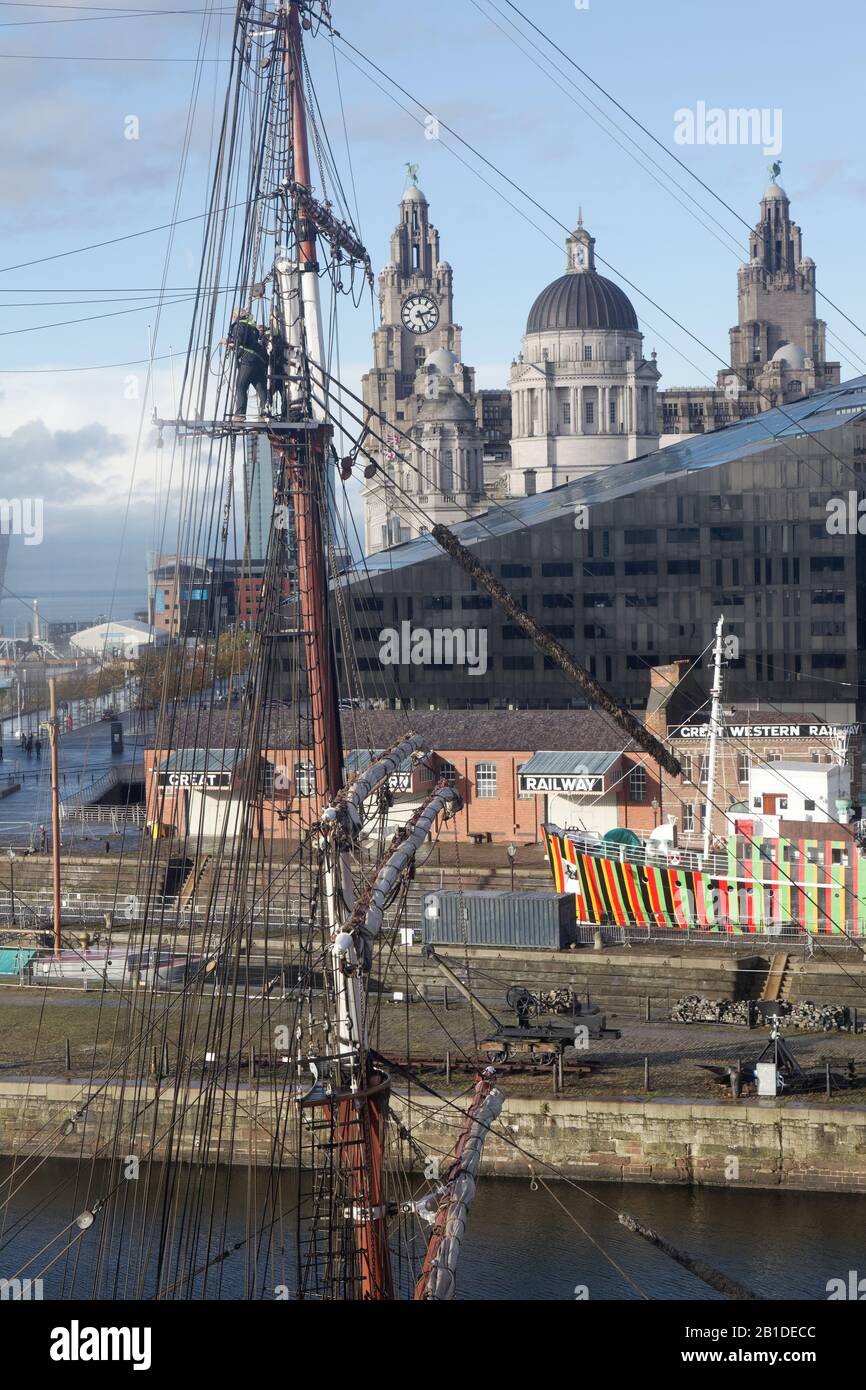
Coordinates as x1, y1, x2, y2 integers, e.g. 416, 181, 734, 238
279, 0, 392, 1301
281, 0, 342, 804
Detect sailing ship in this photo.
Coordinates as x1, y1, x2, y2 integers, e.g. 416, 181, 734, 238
5, 0, 851, 1309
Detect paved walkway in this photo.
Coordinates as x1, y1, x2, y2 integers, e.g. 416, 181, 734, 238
0, 710, 150, 850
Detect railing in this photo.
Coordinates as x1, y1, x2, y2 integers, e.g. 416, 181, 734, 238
60, 766, 121, 813
557, 827, 730, 877
570, 921, 853, 948
63, 806, 145, 827
0, 886, 309, 933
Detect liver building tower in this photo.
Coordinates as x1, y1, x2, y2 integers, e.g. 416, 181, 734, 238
658, 171, 840, 437
361, 173, 488, 555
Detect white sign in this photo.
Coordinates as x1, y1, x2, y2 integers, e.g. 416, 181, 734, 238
674, 722, 861, 741
519, 774, 603, 794
158, 770, 232, 789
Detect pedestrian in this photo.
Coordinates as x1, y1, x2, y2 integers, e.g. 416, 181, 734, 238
105, 840, 111, 854
224, 306, 269, 421
35, 738, 41, 757
39, 824, 46, 853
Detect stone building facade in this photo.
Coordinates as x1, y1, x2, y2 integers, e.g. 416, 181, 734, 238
361, 176, 505, 553
506, 216, 660, 495
658, 175, 840, 439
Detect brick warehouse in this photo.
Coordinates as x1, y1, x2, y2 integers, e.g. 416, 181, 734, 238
336, 377, 866, 725
144, 709, 658, 845
644, 660, 861, 846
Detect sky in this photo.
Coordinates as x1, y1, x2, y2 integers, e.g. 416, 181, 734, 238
1, 0, 865, 629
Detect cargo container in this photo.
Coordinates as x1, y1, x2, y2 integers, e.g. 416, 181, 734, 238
422, 890, 578, 950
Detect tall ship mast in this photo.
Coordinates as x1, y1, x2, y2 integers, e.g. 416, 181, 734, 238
0, 0, 699, 1305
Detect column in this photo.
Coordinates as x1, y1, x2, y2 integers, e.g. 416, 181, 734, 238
577, 385, 584, 435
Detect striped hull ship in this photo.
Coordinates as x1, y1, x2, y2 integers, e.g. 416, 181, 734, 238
542, 825, 866, 936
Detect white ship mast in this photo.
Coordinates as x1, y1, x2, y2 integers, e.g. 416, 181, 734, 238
703, 614, 725, 858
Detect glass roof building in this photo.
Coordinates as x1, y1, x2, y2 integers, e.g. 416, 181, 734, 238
336, 376, 866, 717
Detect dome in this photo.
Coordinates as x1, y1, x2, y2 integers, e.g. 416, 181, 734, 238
417, 376, 475, 424
771, 342, 807, 369
401, 183, 427, 203
526, 271, 638, 334
763, 181, 788, 201
424, 348, 458, 375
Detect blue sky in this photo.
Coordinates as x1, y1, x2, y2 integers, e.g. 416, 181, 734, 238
1, 0, 864, 626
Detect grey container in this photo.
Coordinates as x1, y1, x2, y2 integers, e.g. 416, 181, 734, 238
422, 890, 577, 950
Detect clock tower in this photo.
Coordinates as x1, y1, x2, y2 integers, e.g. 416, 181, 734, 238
362, 173, 479, 554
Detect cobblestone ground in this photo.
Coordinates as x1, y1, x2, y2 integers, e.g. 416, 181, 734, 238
371, 998, 866, 1102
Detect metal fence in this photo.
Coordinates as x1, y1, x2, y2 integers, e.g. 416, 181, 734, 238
570, 921, 856, 951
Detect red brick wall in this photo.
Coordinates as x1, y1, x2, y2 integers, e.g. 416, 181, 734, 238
147, 745, 658, 844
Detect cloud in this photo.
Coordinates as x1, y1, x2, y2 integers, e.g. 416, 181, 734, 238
0, 418, 127, 502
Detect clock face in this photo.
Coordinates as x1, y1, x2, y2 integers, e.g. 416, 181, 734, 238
401, 293, 439, 335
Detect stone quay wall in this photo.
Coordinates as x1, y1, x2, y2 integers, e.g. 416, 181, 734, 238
1, 1078, 865, 1193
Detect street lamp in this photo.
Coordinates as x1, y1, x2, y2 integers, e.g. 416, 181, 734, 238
651, 797, 660, 828
506, 841, 517, 892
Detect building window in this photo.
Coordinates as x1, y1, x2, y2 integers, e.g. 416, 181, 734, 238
681, 754, 693, 783
438, 760, 457, 785
699, 755, 709, 784
683, 802, 695, 833
562, 401, 571, 426
583, 345, 593, 361
584, 400, 595, 424
503, 655, 535, 671
295, 761, 316, 797
738, 752, 750, 784
629, 765, 647, 802
609, 399, 616, 426
475, 762, 497, 798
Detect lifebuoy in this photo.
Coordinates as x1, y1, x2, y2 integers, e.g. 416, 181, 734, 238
669, 852, 682, 867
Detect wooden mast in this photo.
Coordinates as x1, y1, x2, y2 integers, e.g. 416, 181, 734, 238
279, 0, 393, 1301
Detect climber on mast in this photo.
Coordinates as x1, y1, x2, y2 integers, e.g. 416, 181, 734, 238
225, 306, 270, 422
